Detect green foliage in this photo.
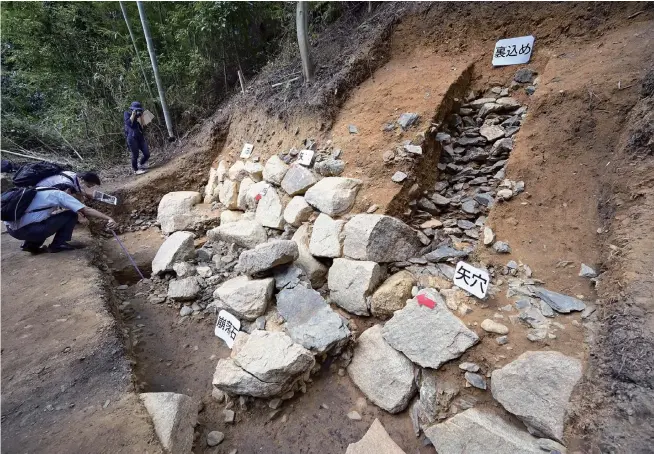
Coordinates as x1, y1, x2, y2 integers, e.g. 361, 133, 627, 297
1, 1, 295, 167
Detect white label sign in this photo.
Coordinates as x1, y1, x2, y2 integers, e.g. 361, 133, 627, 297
453, 261, 490, 299
297, 149, 314, 166
93, 190, 118, 205
492, 35, 534, 66
240, 143, 254, 159
215, 310, 241, 348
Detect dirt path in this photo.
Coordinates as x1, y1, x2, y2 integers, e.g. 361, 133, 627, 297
0, 231, 161, 454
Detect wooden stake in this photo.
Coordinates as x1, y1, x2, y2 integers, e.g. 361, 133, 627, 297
237, 70, 246, 94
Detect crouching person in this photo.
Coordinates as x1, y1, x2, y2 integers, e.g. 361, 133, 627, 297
4, 187, 117, 253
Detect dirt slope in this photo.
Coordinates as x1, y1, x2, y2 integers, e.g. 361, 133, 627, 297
0, 231, 161, 453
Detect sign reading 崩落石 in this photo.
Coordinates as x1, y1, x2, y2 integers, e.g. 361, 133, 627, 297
215, 310, 241, 348
453, 261, 490, 299
492, 35, 535, 67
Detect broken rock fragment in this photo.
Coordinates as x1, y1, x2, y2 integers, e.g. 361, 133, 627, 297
152, 231, 195, 275
309, 213, 345, 258
369, 270, 415, 319
347, 325, 416, 413
281, 165, 317, 196
212, 330, 314, 398
157, 191, 202, 234
491, 350, 583, 442
304, 177, 362, 216
382, 289, 479, 369
139, 392, 198, 454
255, 185, 285, 229
328, 258, 383, 316
213, 275, 274, 320
276, 284, 350, 353
532, 287, 586, 313
208, 220, 268, 249
345, 418, 406, 454
167, 276, 202, 301
291, 224, 328, 288
343, 214, 420, 263
262, 155, 289, 185
425, 408, 541, 454
283, 196, 313, 227
237, 240, 299, 275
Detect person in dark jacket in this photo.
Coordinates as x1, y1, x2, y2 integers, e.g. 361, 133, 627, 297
124, 101, 150, 175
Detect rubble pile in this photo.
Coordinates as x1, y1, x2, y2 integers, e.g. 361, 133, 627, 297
142, 73, 589, 453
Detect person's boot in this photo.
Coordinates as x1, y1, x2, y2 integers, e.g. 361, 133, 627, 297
48, 242, 77, 253
21, 242, 47, 254
135, 169, 146, 175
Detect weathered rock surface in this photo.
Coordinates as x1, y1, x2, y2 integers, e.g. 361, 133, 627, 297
168, 276, 202, 301
425, 408, 541, 454
491, 351, 583, 442
309, 213, 345, 258
328, 258, 383, 316
212, 331, 314, 398
370, 271, 415, 319
157, 191, 202, 234
204, 167, 221, 203
304, 177, 362, 216
424, 245, 470, 263
314, 158, 345, 177
213, 276, 274, 320
283, 196, 313, 227
347, 325, 416, 413
245, 181, 270, 210
345, 419, 406, 454
343, 214, 420, 262
208, 220, 268, 249
281, 165, 317, 196
152, 231, 195, 275
262, 155, 289, 185
220, 210, 244, 225
228, 160, 249, 181
532, 287, 586, 313
276, 284, 350, 353
382, 289, 479, 369
481, 319, 509, 335
255, 185, 285, 229
219, 179, 239, 210
292, 224, 328, 288
238, 240, 298, 275
579, 263, 597, 278
236, 177, 254, 211
245, 161, 264, 182
140, 392, 198, 454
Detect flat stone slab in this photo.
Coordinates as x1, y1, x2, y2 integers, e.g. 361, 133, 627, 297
382, 289, 479, 369
531, 287, 586, 313
213, 276, 274, 320
309, 213, 345, 258
491, 351, 583, 442
276, 284, 350, 353
345, 418, 406, 454
347, 325, 416, 413
425, 408, 541, 454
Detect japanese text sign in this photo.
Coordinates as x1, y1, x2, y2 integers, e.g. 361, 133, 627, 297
453, 261, 490, 299
215, 310, 241, 348
492, 35, 534, 66
240, 143, 254, 159
298, 149, 314, 166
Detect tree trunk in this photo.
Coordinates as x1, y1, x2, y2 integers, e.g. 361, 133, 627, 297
296, 1, 314, 83
119, 1, 155, 102
136, 1, 175, 140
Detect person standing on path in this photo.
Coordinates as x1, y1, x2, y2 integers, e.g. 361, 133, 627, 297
124, 101, 150, 175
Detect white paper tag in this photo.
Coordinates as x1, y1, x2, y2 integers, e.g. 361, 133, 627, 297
297, 149, 314, 166
240, 143, 254, 159
453, 261, 490, 299
215, 310, 241, 348
93, 190, 118, 205
492, 35, 534, 66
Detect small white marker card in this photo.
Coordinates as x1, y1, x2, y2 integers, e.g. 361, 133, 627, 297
240, 143, 254, 159
492, 35, 535, 66
453, 261, 490, 299
93, 190, 118, 205
215, 310, 241, 348
297, 149, 314, 166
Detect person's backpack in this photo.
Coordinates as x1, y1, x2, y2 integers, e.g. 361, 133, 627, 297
1, 187, 54, 222
12, 162, 65, 187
